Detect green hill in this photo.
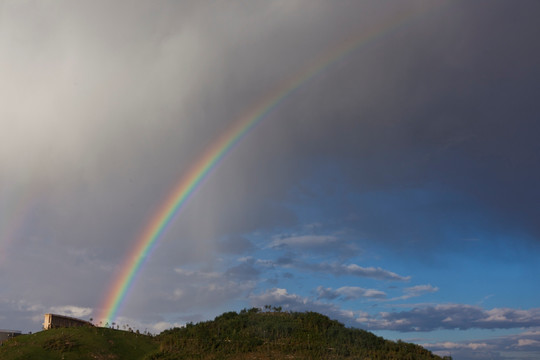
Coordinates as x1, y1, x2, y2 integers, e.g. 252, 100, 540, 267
151, 308, 448, 360
0, 326, 158, 360
0, 309, 450, 360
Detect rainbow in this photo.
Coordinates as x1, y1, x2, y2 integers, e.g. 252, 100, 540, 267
98, 4, 442, 324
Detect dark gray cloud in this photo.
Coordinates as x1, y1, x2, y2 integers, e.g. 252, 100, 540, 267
217, 236, 254, 255
252, 0, 540, 254
224, 258, 261, 280
2, 0, 540, 260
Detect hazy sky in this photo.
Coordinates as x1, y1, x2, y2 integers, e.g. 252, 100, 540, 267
1, 1, 540, 359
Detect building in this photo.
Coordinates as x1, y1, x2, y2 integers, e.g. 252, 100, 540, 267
43, 314, 93, 330
0, 330, 21, 343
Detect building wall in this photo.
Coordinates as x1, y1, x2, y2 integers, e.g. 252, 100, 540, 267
43, 314, 93, 330
0, 330, 21, 343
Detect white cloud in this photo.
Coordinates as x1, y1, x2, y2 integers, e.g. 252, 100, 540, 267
425, 328, 540, 359
425, 341, 491, 350
522, 329, 540, 336
262, 257, 410, 281
152, 321, 185, 333
249, 288, 363, 325
358, 304, 540, 331
389, 284, 439, 301
517, 339, 540, 347
250, 288, 539, 334
316, 286, 387, 300
266, 229, 362, 259
48, 305, 93, 319
270, 235, 339, 248
405, 284, 439, 295
165, 265, 258, 312
110, 315, 184, 334
317, 263, 411, 281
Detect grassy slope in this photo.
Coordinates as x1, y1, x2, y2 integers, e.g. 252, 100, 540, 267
0, 326, 158, 360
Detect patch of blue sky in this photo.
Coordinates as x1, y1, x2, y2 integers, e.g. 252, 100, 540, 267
242, 171, 539, 352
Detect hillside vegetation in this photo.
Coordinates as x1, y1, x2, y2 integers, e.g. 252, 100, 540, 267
0, 326, 158, 360
150, 308, 448, 360
0, 308, 450, 360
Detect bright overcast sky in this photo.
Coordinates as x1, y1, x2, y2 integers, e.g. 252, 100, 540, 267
1, 1, 540, 359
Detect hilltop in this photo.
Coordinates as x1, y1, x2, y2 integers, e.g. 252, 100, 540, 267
0, 308, 450, 359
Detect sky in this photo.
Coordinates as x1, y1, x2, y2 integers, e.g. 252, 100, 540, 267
1, 1, 540, 359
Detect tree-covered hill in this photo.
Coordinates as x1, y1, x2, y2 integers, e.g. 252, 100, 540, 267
150, 307, 449, 360
0, 326, 157, 360
0, 308, 450, 360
